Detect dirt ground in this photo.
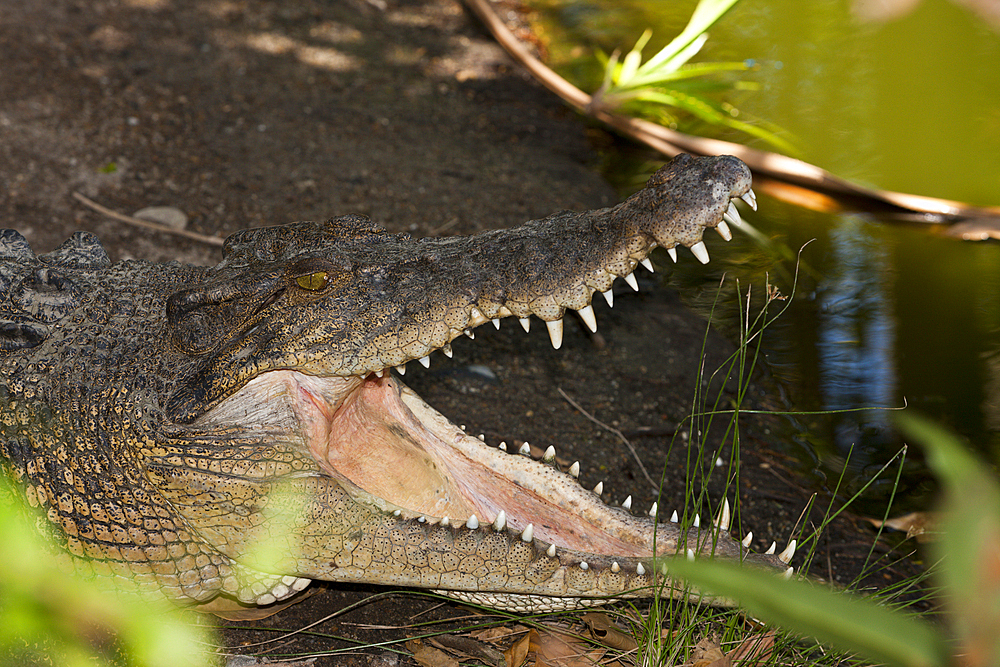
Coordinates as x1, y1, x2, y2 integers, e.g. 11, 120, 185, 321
1, 0, 919, 664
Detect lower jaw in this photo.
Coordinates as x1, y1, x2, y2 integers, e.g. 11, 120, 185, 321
304, 372, 674, 558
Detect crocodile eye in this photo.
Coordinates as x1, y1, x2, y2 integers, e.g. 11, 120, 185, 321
296, 271, 329, 291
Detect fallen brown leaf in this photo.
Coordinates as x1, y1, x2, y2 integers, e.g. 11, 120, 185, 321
727, 629, 776, 664
864, 511, 940, 542
580, 612, 638, 651
690, 635, 730, 667
406, 638, 459, 667
505, 632, 530, 667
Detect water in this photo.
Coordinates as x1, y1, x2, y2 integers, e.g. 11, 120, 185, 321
528, 0, 1000, 508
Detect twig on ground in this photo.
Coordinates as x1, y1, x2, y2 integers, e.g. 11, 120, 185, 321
72, 192, 226, 247
557, 387, 657, 490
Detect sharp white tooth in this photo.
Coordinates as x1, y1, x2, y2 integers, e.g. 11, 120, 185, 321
690, 241, 710, 264
624, 272, 639, 291
670, 510, 679, 523
568, 461, 580, 478
499, 441, 507, 451
518, 442, 531, 456
393, 509, 401, 516
418, 355, 430, 368
546, 544, 556, 558
741, 531, 753, 548
478, 434, 485, 441
693, 514, 701, 528
460, 425, 466, 431
464, 329, 475, 339
441, 517, 450, 527
466, 515, 479, 530
543, 445, 556, 462
715, 219, 732, 241
577, 304, 598, 333
375, 369, 384, 378
667, 247, 678, 262
640, 258, 654, 272
741, 189, 758, 211
493, 510, 506, 531
686, 549, 695, 561
418, 515, 426, 522
442, 343, 453, 358
545, 319, 564, 349
395, 364, 406, 375
636, 562, 646, 576
601, 288, 614, 308
621, 495, 632, 510
778, 539, 797, 564
765, 541, 776, 555
726, 201, 742, 226
716, 498, 731, 531
519, 317, 531, 333
648, 502, 658, 517
593, 481, 604, 495
521, 524, 533, 542
492, 318, 500, 329
579, 561, 588, 570
783, 566, 794, 579
611, 561, 620, 573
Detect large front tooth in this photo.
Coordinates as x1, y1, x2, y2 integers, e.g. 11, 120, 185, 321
621, 495, 632, 510
689, 241, 710, 264
715, 498, 731, 531
521, 524, 534, 542
601, 288, 614, 308
741, 531, 753, 548
577, 305, 598, 333
778, 539, 797, 564
715, 219, 732, 241
623, 272, 639, 291
593, 481, 604, 495
765, 541, 776, 555
519, 317, 531, 333
568, 461, 580, 478
418, 355, 431, 368
667, 247, 678, 262
640, 258, 654, 272
741, 189, 758, 211
492, 318, 501, 330
724, 201, 742, 227
466, 515, 480, 530
546, 319, 564, 349
542, 445, 556, 463
493, 510, 507, 531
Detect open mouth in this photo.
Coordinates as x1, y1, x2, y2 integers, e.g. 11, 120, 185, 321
202, 367, 684, 560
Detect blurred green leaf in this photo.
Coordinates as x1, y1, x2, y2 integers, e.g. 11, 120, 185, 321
665, 557, 949, 667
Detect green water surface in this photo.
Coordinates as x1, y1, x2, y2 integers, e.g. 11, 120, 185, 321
529, 0, 1000, 506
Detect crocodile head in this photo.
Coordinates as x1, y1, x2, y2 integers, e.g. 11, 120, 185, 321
142, 154, 793, 613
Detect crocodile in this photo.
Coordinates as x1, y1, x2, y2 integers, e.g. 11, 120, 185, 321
0, 154, 794, 615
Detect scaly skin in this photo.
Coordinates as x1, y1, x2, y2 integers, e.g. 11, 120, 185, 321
0, 154, 792, 613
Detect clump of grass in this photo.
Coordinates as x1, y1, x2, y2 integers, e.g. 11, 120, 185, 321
590, 0, 795, 154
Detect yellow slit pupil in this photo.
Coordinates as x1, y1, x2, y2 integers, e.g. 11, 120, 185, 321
296, 271, 329, 291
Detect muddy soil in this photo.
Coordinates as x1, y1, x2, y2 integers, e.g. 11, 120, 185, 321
1, 0, 917, 664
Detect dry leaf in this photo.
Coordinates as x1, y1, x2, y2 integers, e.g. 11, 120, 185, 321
864, 511, 940, 541
727, 629, 776, 664
690, 636, 730, 667
530, 626, 606, 667
580, 612, 638, 651
406, 638, 459, 667
505, 632, 531, 667
429, 634, 504, 666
